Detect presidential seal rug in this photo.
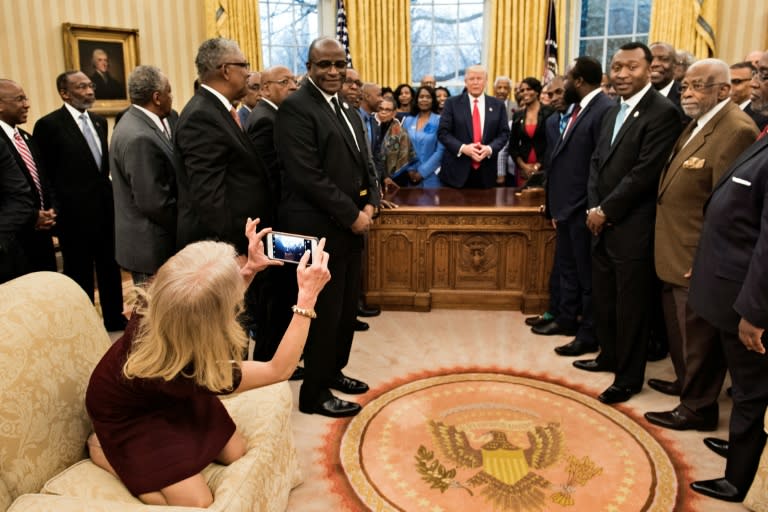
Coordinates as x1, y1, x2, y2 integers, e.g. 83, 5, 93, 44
324, 369, 693, 512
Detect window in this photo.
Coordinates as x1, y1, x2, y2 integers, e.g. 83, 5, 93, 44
578, 0, 651, 68
260, 0, 319, 74
410, 0, 484, 91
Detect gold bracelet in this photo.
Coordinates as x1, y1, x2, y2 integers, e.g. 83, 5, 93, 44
291, 305, 317, 319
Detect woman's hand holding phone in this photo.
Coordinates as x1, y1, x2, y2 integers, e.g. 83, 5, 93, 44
295, 237, 331, 309
241, 218, 283, 283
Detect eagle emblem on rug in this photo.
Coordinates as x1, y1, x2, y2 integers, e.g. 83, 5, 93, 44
417, 420, 601, 510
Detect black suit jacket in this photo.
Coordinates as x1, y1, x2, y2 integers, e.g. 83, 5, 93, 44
588, 87, 682, 258
274, 78, 379, 253
545, 92, 615, 221
689, 136, 768, 332
175, 87, 274, 253
508, 105, 555, 166
438, 93, 510, 188
245, 100, 282, 205
0, 128, 57, 213
745, 102, 768, 131
33, 106, 113, 238
0, 140, 34, 235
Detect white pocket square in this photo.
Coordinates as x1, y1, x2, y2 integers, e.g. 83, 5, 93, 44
732, 176, 751, 186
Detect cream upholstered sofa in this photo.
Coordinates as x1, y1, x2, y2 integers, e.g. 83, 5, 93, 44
0, 272, 302, 511
745, 410, 768, 511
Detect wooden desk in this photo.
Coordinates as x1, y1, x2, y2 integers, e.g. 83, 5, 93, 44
365, 187, 555, 313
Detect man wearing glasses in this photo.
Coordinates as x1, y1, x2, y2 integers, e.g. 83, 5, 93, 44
33, 71, 126, 331
731, 61, 768, 131
275, 37, 379, 417
237, 71, 261, 127
175, 38, 275, 356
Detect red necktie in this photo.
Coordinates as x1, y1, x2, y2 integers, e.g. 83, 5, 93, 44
758, 124, 768, 141
13, 130, 44, 206
230, 107, 242, 130
471, 98, 481, 169
563, 104, 582, 137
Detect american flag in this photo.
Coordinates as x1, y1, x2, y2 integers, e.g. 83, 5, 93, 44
543, 0, 558, 86
336, 0, 353, 68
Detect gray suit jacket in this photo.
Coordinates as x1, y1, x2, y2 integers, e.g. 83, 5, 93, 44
110, 106, 180, 274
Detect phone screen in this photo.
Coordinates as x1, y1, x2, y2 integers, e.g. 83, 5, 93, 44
271, 232, 315, 264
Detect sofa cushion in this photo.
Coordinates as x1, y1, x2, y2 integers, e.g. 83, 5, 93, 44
43, 383, 302, 512
8, 493, 202, 511
0, 272, 111, 504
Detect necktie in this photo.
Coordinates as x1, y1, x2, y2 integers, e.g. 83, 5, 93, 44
367, 116, 375, 145
79, 113, 102, 167
13, 130, 44, 206
332, 97, 359, 150
758, 124, 768, 141
471, 98, 481, 169
611, 102, 629, 144
230, 107, 242, 130
161, 118, 172, 140
562, 104, 582, 137
558, 112, 571, 134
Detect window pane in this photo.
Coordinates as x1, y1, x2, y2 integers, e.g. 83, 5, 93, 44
581, 0, 606, 35
606, 36, 633, 63
260, 0, 318, 75
579, 0, 649, 69
580, 39, 605, 63
608, 0, 635, 35
637, 0, 651, 33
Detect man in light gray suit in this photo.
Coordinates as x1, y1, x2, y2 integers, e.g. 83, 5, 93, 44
111, 65, 180, 284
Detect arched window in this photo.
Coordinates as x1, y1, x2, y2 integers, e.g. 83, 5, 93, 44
578, 0, 651, 68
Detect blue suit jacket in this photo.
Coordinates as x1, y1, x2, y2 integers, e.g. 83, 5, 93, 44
437, 93, 509, 188
401, 113, 444, 188
545, 92, 615, 221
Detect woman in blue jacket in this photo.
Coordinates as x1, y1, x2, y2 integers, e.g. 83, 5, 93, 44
400, 86, 444, 188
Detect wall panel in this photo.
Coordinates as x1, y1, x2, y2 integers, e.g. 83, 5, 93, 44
0, 0, 205, 128
716, 0, 768, 63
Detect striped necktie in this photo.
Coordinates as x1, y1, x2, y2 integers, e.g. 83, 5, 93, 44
13, 130, 44, 206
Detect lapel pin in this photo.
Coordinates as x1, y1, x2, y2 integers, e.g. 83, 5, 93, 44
489, 107, 493, 112
343, 101, 349, 109
633, 111, 639, 118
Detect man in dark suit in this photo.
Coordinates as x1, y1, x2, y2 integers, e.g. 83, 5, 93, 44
438, 65, 510, 188
687, 51, 768, 504
110, 65, 180, 285
650, 42, 689, 126
89, 49, 125, 100
244, 64, 299, 362
0, 79, 58, 274
274, 37, 380, 417
575, 42, 682, 404
175, 38, 275, 356
539, 58, 614, 357
34, 71, 126, 331
237, 71, 261, 127
643, 60, 758, 430
0, 140, 34, 283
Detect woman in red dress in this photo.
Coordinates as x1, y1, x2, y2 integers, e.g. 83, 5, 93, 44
85, 218, 330, 507
507, 77, 555, 187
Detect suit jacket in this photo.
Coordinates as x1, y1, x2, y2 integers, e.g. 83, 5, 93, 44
401, 113, 445, 187
237, 105, 252, 127
274, 77, 379, 253
689, 135, 768, 332
0, 140, 34, 235
175, 87, 274, 254
545, 92, 615, 221
587, 87, 682, 258
0, 128, 57, 213
508, 104, 555, 166
745, 102, 768, 131
655, 101, 759, 287
438, 93, 510, 188
110, 106, 181, 273
33, 106, 114, 238
245, 101, 282, 205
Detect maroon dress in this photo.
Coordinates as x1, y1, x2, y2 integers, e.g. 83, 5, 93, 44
85, 315, 241, 495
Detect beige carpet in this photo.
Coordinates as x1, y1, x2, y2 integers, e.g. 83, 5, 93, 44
286, 309, 746, 512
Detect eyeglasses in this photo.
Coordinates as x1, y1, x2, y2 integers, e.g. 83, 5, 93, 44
755, 70, 768, 82
344, 78, 363, 87
265, 78, 299, 87
220, 61, 250, 70
73, 83, 96, 91
679, 82, 727, 93
378, 107, 394, 112
310, 60, 348, 70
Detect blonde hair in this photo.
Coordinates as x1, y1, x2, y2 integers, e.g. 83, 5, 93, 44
123, 241, 248, 392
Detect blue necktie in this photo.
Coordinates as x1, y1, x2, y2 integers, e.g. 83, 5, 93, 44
611, 103, 629, 144
558, 112, 571, 134
79, 113, 102, 167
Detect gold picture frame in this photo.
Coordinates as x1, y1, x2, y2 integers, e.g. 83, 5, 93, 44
62, 23, 140, 115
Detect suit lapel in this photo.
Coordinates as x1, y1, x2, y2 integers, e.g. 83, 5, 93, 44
304, 82, 363, 163
602, 88, 654, 165
130, 106, 175, 153
711, 135, 768, 194
58, 107, 101, 171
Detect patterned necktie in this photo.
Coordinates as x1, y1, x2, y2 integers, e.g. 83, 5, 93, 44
230, 107, 242, 130
611, 102, 630, 144
79, 113, 102, 167
471, 98, 481, 169
13, 130, 44, 206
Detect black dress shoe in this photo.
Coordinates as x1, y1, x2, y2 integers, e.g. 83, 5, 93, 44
531, 320, 578, 336
354, 319, 370, 331
298, 396, 362, 418
573, 359, 613, 372
289, 366, 305, 381
525, 314, 553, 327
647, 378, 681, 396
690, 478, 745, 502
330, 373, 369, 394
357, 301, 381, 317
644, 408, 718, 431
554, 339, 599, 356
598, 385, 640, 404
703, 437, 729, 458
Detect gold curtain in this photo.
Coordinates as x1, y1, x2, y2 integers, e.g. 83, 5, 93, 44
649, 0, 718, 59
344, 0, 411, 87
489, 0, 569, 87
204, 0, 263, 70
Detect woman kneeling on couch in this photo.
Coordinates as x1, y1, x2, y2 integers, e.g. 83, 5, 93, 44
85, 218, 330, 507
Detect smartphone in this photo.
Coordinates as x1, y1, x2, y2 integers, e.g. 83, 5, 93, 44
265, 231, 318, 264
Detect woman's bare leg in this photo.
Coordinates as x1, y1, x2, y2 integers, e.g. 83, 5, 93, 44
216, 429, 247, 465
87, 433, 118, 478
157, 473, 213, 507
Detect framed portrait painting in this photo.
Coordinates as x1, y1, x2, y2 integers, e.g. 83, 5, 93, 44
62, 23, 140, 115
